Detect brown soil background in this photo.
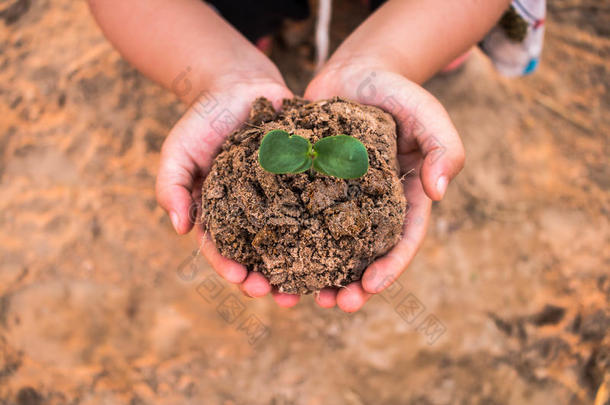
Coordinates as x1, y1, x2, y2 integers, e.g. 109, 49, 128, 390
0, 0, 608, 404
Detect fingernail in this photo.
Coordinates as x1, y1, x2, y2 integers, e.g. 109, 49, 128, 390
436, 176, 448, 199
170, 211, 180, 232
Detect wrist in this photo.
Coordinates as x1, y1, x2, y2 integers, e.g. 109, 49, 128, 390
321, 52, 395, 78
308, 54, 397, 99
174, 48, 286, 105
212, 64, 286, 95
183, 66, 292, 129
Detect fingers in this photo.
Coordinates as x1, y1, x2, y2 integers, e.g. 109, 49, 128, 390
239, 271, 272, 298
336, 282, 371, 313
315, 288, 337, 308
272, 290, 300, 307
156, 183, 195, 235
306, 69, 464, 201
157, 82, 293, 235
196, 228, 273, 299
198, 228, 350, 309
361, 174, 431, 294
351, 77, 464, 202
156, 137, 198, 234
156, 105, 216, 235
200, 232, 248, 283
198, 228, 300, 304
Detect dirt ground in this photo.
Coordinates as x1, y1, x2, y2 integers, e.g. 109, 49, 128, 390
0, 0, 609, 404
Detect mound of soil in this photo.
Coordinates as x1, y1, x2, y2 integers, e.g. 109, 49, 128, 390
201, 97, 406, 294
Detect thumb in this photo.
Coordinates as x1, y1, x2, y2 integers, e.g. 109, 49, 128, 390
306, 68, 464, 201
411, 94, 465, 201
155, 143, 197, 235
155, 108, 209, 235
154, 95, 232, 235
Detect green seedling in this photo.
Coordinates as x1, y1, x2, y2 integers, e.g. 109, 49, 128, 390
258, 129, 369, 179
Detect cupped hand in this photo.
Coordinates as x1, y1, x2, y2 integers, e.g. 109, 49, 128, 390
304, 63, 465, 312
155, 74, 301, 307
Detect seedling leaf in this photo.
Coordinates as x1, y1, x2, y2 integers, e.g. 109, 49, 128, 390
258, 129, 311, 174
258, 130, 369, 179
312, 135, 369, 179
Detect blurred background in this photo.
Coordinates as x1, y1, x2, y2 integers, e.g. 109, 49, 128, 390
0, 0, 608, 404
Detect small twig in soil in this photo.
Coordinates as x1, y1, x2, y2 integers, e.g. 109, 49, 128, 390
399, 168, 416, 183
243, 122, 264, 130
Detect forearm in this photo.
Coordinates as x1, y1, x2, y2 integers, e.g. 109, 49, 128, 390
323, 0, 511, 83
87, 0, 284, 103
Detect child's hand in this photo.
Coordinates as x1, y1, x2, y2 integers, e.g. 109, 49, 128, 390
155, 74, 302, 307
88, 0, 304, 306
293, 0, 508, 312
304, 63, 465, 312
89, 0, 502, 311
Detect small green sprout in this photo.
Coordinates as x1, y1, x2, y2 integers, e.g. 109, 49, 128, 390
258, 129, 369, 179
